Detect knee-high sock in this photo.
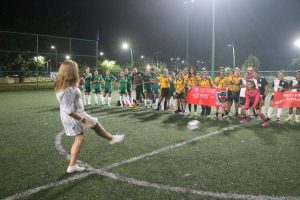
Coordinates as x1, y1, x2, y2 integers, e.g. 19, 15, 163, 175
238, 107, 242, 115
155, 99, 159, 108
262, 106, 267, 116
277, 108, 282, 118
119, 96, 123, 107
100, 94, 105, 105
144, 98, 148, 107
94, 94, 99, 105
267, 107, 273, 119
87, 95, 91, 105
169, 97, 173, 108
164, 99, 168, 110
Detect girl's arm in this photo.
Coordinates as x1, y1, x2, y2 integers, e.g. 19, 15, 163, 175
69, 112, 93, 128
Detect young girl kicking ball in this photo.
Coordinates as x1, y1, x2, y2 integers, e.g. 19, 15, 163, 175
55, 60, 125, 173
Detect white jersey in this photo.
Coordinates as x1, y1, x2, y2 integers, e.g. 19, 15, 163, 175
239, 78, 247, 97
56, 87, 98, 136
290, 79, 300, 92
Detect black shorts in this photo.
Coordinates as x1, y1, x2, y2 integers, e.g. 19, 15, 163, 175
161, 88, 170, 98
239, 97, 246, 105
227, 90, 239, 103
175, 92, 185, 99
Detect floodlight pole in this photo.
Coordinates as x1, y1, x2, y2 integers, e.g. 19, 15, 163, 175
211, 0, 215, 79
130, 48, 134, 68
186, 4, 189, 66
36, 35, 39, 88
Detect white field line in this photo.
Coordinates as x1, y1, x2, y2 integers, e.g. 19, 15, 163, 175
4, 112, 299, 200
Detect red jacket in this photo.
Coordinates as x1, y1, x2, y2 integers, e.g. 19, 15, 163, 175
245, 88, 261, 109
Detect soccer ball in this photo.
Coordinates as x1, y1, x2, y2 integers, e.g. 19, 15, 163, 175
187, 120, 200, 130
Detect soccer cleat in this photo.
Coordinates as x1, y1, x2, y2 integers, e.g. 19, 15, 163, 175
275, 117, 280, 121
222, 114, 228, 119
262, 121, 269, 127
285, 115, 293, 122
66, 164, 85, 173
109, 134, 125, 145
295, 115, 300, 123
240, 119, 248, 124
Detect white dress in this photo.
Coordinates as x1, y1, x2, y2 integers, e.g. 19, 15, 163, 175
56, 87, 98, 136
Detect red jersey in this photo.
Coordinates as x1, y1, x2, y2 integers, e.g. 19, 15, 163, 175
245, 88, 261, 109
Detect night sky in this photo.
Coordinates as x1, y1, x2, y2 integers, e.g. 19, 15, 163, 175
1, 0, 300, 69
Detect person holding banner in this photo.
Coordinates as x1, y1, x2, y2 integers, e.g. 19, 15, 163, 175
214, 67, 228, 119
285, 70, 300, 123
199, 70, 213, 117
174, 71, 186, 113
224, 67, 241, 118
240, 80, 268, 126
253, 70, 268, 115
266, 70, 289, 121
186, 67, 201, 115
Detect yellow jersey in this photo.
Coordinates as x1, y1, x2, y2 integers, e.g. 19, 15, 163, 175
174, 78, 185, 93
158, 75, 171, 88
187, 75, 200, 87
214, 76, 227, 89
227, 75, 241, 92
199, 78, 212, 88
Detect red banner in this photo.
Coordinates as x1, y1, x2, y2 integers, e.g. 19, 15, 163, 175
186, 86, 227, 107
273, 92, 300, 108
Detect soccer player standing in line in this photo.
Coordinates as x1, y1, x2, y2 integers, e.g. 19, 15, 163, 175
143, 69, 153, 108
103, 69, 116, 107
186, 67, 200, 115
174, 71, 186, 113
117, 71, 128, 107
237, 71, 249, 118
285, 70, 300, 123
157, 69, 171, 111
199, 70, 213, 117
55, 60, 124, 173
266, 70, 289, 122
214, 67, 228, 119
83, 67, 93, 105
253, 70, 268, 116
169, 72, 176, 110
124, 68, 133, 104
133, 68, 144, 103
224, 67, 241, 118
92, 69, 105, 105
151, 68, 160, 109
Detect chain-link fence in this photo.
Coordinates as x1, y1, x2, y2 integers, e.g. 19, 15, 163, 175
0, 30, 98, 86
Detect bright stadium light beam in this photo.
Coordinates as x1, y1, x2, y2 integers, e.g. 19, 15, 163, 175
121, 42, 133, 67
99, 52, 104, 56
65, 55, 70, 59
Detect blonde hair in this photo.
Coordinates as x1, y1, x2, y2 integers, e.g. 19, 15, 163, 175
55, 60, 79, 92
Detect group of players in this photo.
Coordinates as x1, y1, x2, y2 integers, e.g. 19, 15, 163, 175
79, 65, 300, 126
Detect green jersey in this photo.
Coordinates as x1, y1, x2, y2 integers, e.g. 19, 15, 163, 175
143, 74, 152, 85
84, 73, 92, 87
125, 73, 132, 86
104, 75, 116, 90
93, 75, 103, 90
118, 78, 127, 92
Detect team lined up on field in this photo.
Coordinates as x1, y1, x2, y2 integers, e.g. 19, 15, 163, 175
80, 66, 300, 126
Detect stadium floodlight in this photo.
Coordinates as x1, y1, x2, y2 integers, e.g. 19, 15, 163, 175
177, 57, 180, 61
170, 58, 174, 61
121, 42, 133, 67
294, 40, 300, 48
122, 42, 129, 50
65, 55, 70, 60
141, 55, 144, 59
50, 45, 58, 70
99, 52, 104, 56
181, 60, 185, 64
